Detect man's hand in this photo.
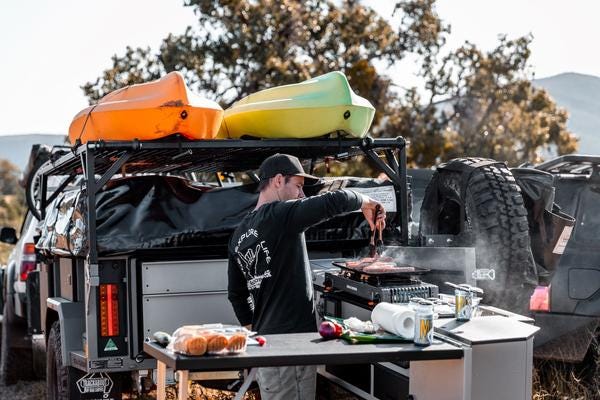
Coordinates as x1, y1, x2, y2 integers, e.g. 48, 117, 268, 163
360, 195, 386, 231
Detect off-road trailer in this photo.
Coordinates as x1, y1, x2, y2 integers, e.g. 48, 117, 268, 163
32, 136, 448, 398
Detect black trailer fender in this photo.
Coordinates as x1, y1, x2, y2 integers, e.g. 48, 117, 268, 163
46, 298, 84, 367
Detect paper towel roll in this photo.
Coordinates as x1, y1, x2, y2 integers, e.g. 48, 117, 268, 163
371, 302, 415, 338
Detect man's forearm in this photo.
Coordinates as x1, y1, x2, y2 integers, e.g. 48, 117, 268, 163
287, 189, 364, 231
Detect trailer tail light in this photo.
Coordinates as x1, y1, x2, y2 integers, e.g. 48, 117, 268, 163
529, 285, 550, 312
19, 242, 37, 281
99, 284, 120, 337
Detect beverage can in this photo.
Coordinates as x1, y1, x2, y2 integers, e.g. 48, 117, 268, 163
413, 299, 434, 346
455, 286, 474, 321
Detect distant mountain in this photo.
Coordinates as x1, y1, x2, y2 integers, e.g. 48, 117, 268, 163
0, 134, 67, 170
533, 72, 600, 155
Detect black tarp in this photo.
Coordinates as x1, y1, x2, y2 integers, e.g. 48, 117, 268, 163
37, 175, 399, 256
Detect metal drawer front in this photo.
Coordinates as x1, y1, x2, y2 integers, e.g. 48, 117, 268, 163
141, 259, 228, 294
142, 292, 238, 337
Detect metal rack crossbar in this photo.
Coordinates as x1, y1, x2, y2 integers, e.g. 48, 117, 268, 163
536, 155, 600, 176
36, 136, 409, 264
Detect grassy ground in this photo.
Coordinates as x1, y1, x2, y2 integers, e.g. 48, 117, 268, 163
533, 360, 600, 399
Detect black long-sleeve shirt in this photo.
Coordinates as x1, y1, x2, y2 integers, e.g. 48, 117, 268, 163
227, 189, 363, 334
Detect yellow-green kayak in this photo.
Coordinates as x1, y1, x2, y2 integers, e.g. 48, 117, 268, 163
218, 71, 375, 139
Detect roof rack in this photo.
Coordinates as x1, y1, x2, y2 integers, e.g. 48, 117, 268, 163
536, 155, 600, 176
36, 136, 409, 264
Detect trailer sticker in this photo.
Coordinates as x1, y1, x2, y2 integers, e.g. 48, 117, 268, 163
76, 372, 114, 395
552, 225, 574, 255
104, 339, 118, 352
349, 186, 397, 212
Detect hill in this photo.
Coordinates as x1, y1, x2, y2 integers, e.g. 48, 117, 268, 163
533, 73, 600, 155
0, 134, 67, 170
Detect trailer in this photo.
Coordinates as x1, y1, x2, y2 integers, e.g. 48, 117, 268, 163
0, 135, 547, 398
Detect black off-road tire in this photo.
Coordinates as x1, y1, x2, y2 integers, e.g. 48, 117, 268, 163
0, 297, 34, 385
420, 158, 537, 314
47, 321, 74, 400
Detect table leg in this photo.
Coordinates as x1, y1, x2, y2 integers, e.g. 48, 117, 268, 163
178, 370, 189, 400
233, 368, 257, 400
156, 361, 167, 400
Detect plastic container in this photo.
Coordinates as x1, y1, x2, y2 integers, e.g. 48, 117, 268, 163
169, 325, 249, 356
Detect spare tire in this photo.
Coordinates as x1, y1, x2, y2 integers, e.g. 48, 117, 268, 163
419, 158, 538, 314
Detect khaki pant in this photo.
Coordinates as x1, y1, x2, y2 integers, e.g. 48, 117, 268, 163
256, 365, 317, 400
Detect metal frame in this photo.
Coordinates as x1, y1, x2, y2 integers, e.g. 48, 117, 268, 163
37, 137, 410, 265
536, 154, 600, 176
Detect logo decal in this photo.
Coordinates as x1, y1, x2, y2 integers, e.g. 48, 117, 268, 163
104, 339, 118, 352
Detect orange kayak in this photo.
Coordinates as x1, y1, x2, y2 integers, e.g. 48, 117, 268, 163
69, 71, 223, 145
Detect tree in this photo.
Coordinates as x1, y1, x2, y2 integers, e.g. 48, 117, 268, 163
388, 35, 578, 166
82, 0, 446, 128
0, 159, 26, 263
82, 0, 577, 168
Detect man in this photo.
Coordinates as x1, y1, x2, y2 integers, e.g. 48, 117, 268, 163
227, 153, 385, 400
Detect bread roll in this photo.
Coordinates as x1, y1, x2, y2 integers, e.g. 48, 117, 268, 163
226, 334, 247, 352
185, 336, 208, 356
172, 334, 189, 353
205, 334, 228, 353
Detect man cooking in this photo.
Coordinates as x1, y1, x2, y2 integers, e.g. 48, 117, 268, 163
227, 153, 386, 400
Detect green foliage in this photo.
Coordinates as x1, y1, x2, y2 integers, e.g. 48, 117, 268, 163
82, 0, 577, 168
389, 35, 578, 165
0, 160, 26, 263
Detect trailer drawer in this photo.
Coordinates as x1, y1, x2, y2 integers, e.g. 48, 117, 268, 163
141, 259, 228, 294
142, 292, 238, 337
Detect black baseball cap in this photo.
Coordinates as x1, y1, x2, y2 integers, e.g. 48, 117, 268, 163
258, 153, 320, 185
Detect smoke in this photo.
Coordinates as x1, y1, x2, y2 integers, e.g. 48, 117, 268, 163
379, 242, 536, 316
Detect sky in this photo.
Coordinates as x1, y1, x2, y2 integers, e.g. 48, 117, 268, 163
1, 0, 599, 136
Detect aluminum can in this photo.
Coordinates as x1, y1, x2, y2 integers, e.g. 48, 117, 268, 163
455, 286, 474, 321
414, 300, 434, 346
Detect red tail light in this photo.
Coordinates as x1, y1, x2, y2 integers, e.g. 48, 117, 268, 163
19, 242, 37, 281
99, 284, 120, 337
530, 285, 550, 312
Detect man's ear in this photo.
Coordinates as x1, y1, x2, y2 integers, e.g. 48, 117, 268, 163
272, 173, 284, 188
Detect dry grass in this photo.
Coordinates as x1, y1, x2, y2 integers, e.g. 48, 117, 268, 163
533, 356, 600, 399
129, 383, 260, 400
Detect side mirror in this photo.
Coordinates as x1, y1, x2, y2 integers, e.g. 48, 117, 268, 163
0, 227, 18, 245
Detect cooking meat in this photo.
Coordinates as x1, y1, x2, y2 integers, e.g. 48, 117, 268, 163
362, 262, 416, 274
345, 260, 363, 267
342, 256, 398, 272
362, 262, 397, 272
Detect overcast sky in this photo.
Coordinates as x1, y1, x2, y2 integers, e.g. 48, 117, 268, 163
1, 0, 598, 135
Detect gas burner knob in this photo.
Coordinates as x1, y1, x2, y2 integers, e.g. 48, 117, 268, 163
373, 293, 381, 304
323, 278, 333, 291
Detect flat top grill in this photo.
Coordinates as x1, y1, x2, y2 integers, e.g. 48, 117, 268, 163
336, 268, 419, 286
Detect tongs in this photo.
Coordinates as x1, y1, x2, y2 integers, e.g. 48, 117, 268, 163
369, 204, 384, 258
